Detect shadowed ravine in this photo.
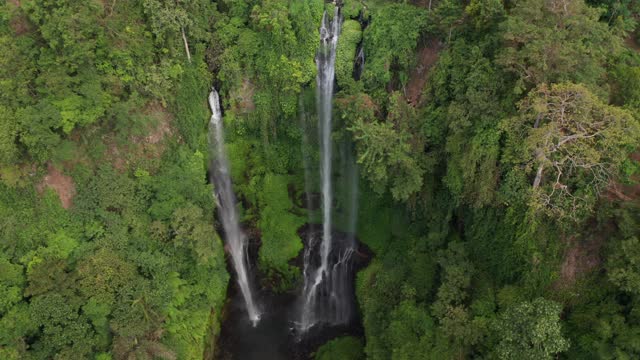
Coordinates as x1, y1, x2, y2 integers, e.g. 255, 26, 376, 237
216, 226, 369, 360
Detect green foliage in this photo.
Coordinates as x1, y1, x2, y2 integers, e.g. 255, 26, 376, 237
507, 82, 639, 222
1, 0, 639, 358
342, 0, 364, 20
315, 336, 365, 360
335, 20, 362, 91
355, 192, 441, 359
465, 0, 506, 32
424, 39, 508, 207
611, 52, 640, 110
350, 117, 422, 201
608, 237, 640, 295
492, 298, 569, 359
362, 4, 427, 93
346, 0, 639, 357
258, 173, 305, 290
174, 61, 212, 150
0, 0, 225, 357
214, 0, 322, 136
426, 0, 465, 39
0, 106, 18, 165
565, 276, 640, 359
498, 0, 621, 92
0, 256, 23, 315
347, 93, 425, 201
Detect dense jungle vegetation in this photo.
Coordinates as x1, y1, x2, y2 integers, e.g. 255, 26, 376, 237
1, 0, 640, 358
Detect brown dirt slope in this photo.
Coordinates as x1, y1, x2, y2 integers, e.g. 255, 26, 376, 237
406, 39, 442, 106
38, 164, 76, 209
106, 101, 175, 172
625, 36, 640, 52
557, 236, 602, 288
557, 152, 639, 289
606, 152, 640, 202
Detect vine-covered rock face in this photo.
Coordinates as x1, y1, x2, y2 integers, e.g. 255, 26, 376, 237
2, 0, 640, 358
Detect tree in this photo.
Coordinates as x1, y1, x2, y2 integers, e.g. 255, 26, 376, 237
424, 40, 507, 207
493, 298, 569, 360
510, 83, 639, 221
611, 54, 640, 110
142, 0, 195, 62
387, 299, 436, 360
170, 204, 218, 262
112, 331, 177, 360
77, 248, 138, 305
608, 237, 640, 295
0, 256, 23, 316
362, 4, 427, 91
498, 0, 621, 91
334, 20, 362, 91
431, 241, 481, 354
465, 0, 505, 32
29, 293, 97, 358
427, 0, 465, 40
346, 93, 425, 201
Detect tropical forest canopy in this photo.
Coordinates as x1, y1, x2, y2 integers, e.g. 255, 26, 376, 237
0, 0, 639, 359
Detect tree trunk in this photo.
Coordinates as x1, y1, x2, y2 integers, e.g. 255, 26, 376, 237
532, 115, 544, 187
533, 163, 544, 188
181, 27, 191, 63
534, 113, 542, 128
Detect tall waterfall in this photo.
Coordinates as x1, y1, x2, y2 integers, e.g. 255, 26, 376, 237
299, 7, 358, 332
208, 89, 261, 325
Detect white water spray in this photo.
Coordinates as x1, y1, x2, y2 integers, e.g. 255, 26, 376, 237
208, 89, 261, 326
299, 8, 349, 332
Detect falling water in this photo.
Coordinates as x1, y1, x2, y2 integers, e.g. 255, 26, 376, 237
353, 46, 365, 80
299, 7, 355, 332
317, 8, 341, 292
208, 89, 261, 326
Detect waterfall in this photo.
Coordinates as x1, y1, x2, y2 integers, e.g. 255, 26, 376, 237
317, 9, 340, 290
353, 46, 365, 80
299, 7, 357, 332
208, 89, 261, 326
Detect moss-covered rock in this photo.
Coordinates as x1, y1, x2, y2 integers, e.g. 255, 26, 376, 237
342, 0, 364, 20
257, 173, 305, 291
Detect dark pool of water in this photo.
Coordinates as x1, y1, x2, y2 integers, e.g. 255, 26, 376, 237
216, 287, 363, 360
215, 226, 370, 360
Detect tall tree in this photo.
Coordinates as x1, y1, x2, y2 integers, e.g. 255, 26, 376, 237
493, 298, 569, 359
507, 83, 639, 221
498, 0, 622, 92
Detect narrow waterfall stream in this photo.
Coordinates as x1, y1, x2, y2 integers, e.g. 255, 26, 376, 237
299, 6, 358, 333
208, 89, 261, 325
